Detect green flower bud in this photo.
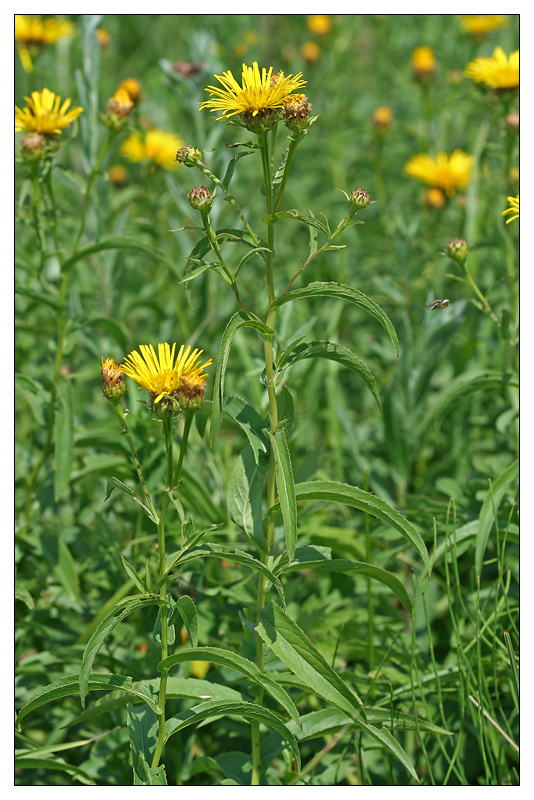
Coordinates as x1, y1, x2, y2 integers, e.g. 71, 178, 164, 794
187, 185, 214, 212
349, 188, 371, 209
446, 238, 469, 265
176, 145, 202, 167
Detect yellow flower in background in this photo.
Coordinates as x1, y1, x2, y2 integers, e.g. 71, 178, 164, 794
372, 105, 393, 129
15, 88, 83, 136
459, 15, 508, 37
121, 129, 184, 170
15, 15, 75, 72
96, 27, 111, 48
190, 661, 211, 679
464, 47, 519, 89
118, 78, 142, 104
502, 195, 519, 224
301, 41, 321, 63
108, 164, 129, 187
307, 15, 332, 35
411, 46, 436, 78
106, 88, 134, 119
234, 30, 258, 57
122, 343, 212, 406
405, 150, 473, 196
425, 188, 446, 209
200, 61, 306, 120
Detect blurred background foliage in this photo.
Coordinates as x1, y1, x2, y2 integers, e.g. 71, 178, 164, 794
16, 14, 518, 786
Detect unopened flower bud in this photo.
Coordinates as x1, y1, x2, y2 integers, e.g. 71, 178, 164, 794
176, 375, 207, 412
349, 188, 371, 210
446, 238, 469, 265
187, 185, 214, 212
176, 145, 202, 167
283, 93, 312, 131
372, 106, 393, 130
505, 112, 519, 133
106, 88, 134, 119
118, 78, 142, 104
412, 47, 436, 80
108, 164, 129, 188
21, 131, 46, 156
425, 188, 446, 209
102, 358, 126, 400
301, 41, 321, 63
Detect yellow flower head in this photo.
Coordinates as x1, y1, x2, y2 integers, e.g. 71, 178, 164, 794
307, 15, 332, 35
301, 41, 321, 63
199, 61, 306, 121
106, 88, 134, 119
15, 14, 74, 45
123, 343, 212, 412
459, 15, 508, 37
15, 88, 83, 137
372, 105, 393, 129
96, 27, 111, 48
121, 129, 185, 170
118, 78, 142, 104
15, 15, 75, 72
464, 47, 519, 89
412, 46, 436, 77
405, 150, 473, 196
502, 195, 519, 224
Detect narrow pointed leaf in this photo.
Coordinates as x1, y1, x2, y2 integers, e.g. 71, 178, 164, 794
268, 429, 298, 560
475, 459, 519, 576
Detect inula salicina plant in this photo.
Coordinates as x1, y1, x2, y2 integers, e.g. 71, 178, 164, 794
15, 15, 519, 786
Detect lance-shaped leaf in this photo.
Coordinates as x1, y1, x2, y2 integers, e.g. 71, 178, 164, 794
227, 442, 269, 552
475, 459, 519, 576
277, 340, 382, 411
211, 312, 274, 448
290, 481, 430, 574
165, 700, 301, 769
159, 646, 299, 722
422, 371, 519, 431
256, 602, 364, 719
268, 429, 298, 561
271, 281, 399, 355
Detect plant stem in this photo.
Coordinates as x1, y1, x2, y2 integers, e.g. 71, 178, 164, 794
111, 401, 159, 522
198, 160, 261, 248
152, 411, 194, 769
71, 133, 114, 256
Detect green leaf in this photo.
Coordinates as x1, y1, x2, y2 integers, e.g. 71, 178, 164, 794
80, 596, 163, 707
121, 556, 148, 594
54, 380, 74, 500
56, 538, 80, 602
210, 312, 274, 448
165, 699, 301, 769
256, 602, 364, 719
14, 756, 95, 785
262, 209, 329, 234
422, 371, 519, 431
291, 481, 430, 574
268, 429, 298, 561
61, 236, 180, 276
222, 150, 256, 189
167, 543, 285, 606
105, 477, 156, 522
223, 395, 269, 455
16, 673, 161, 729
227, 442, 269, 551
159, 646, 299, 722
173, 595, 198, 648
128, 703, 160, 785
15, 283, 61, 310
271, 281, 399, 355
363, 724, 419, 782
280, 545, 411, 612
277, 340, 382, 411
137, 759, 168, 785
475, 459, 519, 576
15, 584, 34, 610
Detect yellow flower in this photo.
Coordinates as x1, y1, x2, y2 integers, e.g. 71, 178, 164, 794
122, 343, 212, 409
307, 15, 331, 35
108, 164, 129, 187
199, 61, 306, 121
15, 14, 75, 45
106, 88, 134, 119
425, 188, 446, 209
459, 15, 508, 37
301, 42, 321, 63
15, 88, 83, 137
15, 15, 75, 73
120, 129, 185, 170
118, 78, 142, 104
464, 47, 519, 89
502, 195, 519, 224
405, 150, 473, 196
190, 661, 210, 679
372, 106, 393, 129
412, 46, 436, 77
96, 27, 111, 48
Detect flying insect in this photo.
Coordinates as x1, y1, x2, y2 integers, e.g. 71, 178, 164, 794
422, 299, 450, 310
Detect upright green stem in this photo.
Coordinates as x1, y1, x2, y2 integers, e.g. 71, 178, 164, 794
197, 160, 261, 248
152, 411, 194, 770
111, 401, 159, 522
251, 129, 279, 787
462, 260, 518, 353
71, 133, 114, 256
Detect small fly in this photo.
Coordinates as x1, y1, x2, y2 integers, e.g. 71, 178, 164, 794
422, 299, 450, 310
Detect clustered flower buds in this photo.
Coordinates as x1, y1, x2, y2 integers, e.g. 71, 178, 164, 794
349, 188, 371, 210
101, 358, 126, 400
187, 185, 215, 212
446, 238, 469, 265
176, 145, 202, 167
